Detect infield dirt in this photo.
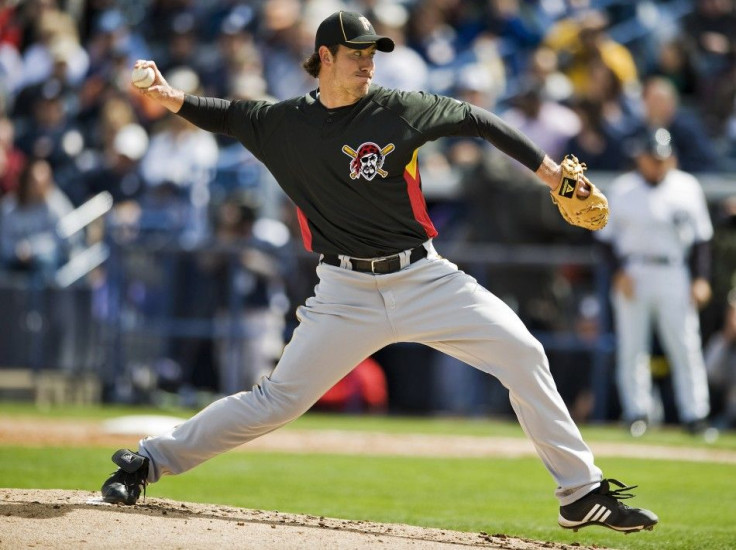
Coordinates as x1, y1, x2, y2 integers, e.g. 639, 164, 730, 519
0, 489, 600, 550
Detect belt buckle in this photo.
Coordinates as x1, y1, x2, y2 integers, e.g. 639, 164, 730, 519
370, 258, 380, 273
371, 254, 395, 273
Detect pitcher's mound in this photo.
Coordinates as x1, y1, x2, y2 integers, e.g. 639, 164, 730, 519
0, 489, 596, 549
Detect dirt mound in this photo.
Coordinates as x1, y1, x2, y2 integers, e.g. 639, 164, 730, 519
0, 489, 597, 550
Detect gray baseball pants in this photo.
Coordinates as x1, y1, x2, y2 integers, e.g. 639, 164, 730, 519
139, 242, 602, 505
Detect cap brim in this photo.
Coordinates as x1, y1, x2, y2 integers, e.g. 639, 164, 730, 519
344, 35, 395, 52
638, 144, 674, 160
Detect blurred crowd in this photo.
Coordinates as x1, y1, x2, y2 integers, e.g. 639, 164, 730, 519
2, 0, 736, 425
2, 0, 736, 250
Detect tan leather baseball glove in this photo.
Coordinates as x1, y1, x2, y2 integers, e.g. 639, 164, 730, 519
550, 155, 609, 231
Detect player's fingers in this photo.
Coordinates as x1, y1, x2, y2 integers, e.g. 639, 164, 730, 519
138, 84, 163, 96
134, 59, 160, 74
575, 177, 591, 198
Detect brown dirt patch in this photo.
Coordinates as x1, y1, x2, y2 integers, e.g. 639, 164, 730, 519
1, 416, 735, 464
0, 489, 596, 550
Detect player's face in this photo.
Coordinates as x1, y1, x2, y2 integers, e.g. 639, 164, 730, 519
329, 45, 376, 100
637, 154, 676, 184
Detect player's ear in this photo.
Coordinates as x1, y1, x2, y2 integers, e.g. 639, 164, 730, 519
319, 46, 333, 65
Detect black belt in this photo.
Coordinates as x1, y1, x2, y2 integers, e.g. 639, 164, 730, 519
321, 245, 427, 274
625, 255, 679, 265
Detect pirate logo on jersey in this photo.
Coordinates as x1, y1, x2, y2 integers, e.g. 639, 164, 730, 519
342, 142, 395, 181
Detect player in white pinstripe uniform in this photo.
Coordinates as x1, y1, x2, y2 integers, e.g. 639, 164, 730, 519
597, 128, 714, 436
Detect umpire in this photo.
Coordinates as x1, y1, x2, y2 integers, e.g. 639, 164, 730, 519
102, 10, 657, 534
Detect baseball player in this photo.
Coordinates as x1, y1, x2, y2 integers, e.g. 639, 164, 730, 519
597, 128, 714, 437
102, 11, 657, 533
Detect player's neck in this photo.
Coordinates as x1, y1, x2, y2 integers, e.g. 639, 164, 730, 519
317, 81, 368, 110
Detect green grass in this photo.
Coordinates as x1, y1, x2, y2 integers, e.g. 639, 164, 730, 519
2, 402, 736, 449
1, 404, 736, 549
1, 447, 734, 549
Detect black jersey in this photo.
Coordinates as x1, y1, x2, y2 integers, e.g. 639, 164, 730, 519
179, 86, 545, 257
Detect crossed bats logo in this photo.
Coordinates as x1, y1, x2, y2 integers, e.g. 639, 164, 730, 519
342, 141, 395, 181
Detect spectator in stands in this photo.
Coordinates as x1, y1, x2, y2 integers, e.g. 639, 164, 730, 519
704, 288, 736, 430
13, 79, 86, 205
0, 157, 78, 280
78, 11, 157, 131
650, 39, 699, 102
453, 61, 502, 112
0, 1, 23, 52
259, 0, 314, 101
0, 116, 25, 197
526, 46, 573, 103
726, 95, 736, 170
637, 76, 720, 172
199, 6, 262, 99
406, 0, 459, 70
697, 46, 736, 149
482, 0, 544, 77
544, 9, 639, 98
12, 37, 79, 124
139, 68, 218, 243
452, 30, 507, 108
202, 194, 288, 394
679, 0, 736, 146
84, 8, 148, 77
681, 0, 736, 85
563, 97, 626, 171
18, 6, 89, 89
370, 3, 429, 92
501, 76, 581, 163
154, 11, 206, 77
89, 94, 137, 158
582, 57, 640, 140
0, 6, 24, 103
82, 123, 148, 204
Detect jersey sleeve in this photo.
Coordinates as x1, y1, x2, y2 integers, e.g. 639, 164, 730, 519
178, 95, 232, 134
224, 100, 274, 160
393, 91, 545, 172
466, 104, 546, 171
178, 95, 274, 160
394, 91, 470, 139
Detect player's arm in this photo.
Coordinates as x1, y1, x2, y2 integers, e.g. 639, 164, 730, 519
131, 60, 186, 113
466, 104, 606, 229
131, 60, 234, 135
689, 240, 712, 308
466, 105, 584, 194
466, 105, 546, 173
598, 240, 635, 299
688, 180, 714, 308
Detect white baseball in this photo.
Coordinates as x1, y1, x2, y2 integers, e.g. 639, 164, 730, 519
131, 66, 156, 89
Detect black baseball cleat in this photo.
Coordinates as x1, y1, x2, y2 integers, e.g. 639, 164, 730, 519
558, 479, 658, 533
101, 449, 150, 505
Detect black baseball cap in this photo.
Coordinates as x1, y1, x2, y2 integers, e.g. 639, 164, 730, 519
630, 127, 676, 160
314, 11, 394, 53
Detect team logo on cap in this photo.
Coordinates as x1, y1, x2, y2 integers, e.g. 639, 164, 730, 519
358, 16, 372, 31
342, 141, 394, 181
